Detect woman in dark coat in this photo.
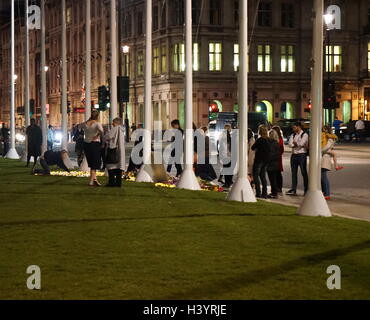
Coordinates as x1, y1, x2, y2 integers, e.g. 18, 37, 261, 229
26, 119, 43, 167
195, 127, 217, 181
267, 130, 281, 199
251, 125, 270, 198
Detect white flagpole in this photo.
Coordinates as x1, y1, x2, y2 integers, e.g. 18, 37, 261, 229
40, 0, 47, 154
110, 0, 118, 121
227, 0, 256, 202
298, 0, 332, 217
136, 0, 154, 183
6, 0, 20, 160
61, 0, 68, 150
21, 0, 30, 161
85, 0, 92, 121
177, 0, 201, 190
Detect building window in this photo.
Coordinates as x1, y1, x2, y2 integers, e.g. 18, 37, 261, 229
325, 45, 342, 72
234, 1, 239, 28
161, 2, 167, 28
173, 43, 185, 72
280, 45, 295, 72
172, 43, 200, 72
258, 45, 272, 72
137, 51, 144, 76
66, 7, 72, 24
258, 2, 272, 27
210, 0, 222, 25
368, 43, 370, 71
153, 6, 159, 31
192, 0, 201, 25
281, 3, 295, 28
153, 47, 160, 75
123, 14, 132, 38
161, 45, 167, 73
124, 54, 131, 77
209, 42, 222, 71
137, 11, 143, 35
174, 0, 184, 26
234, 44, 239, 72
193, 43, 200, 71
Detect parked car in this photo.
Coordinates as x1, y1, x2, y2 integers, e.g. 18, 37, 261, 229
276, 118, 311, 143
207, 112, 268, 148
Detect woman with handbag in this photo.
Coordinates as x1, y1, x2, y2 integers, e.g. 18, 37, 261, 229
105, 118, 126, 187
80, 110, 104, 187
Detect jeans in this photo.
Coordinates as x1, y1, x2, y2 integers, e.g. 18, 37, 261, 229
253, 161, 268, 196
321, 168, 330, 197
290, 153, 309, 193
267, 170, 279, 196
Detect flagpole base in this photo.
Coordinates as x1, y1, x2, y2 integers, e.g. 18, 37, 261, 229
136, 164, 154, 183
297, 190, 332, 217
5, 148, 20, 160
177, 168, 201, 191
227, 177, 257, 203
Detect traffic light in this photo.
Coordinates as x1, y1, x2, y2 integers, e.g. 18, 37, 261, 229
67, 101, 71, 114
30, 99, 35, 115
323, 80, 339, 109
304, 101, 312, 113
98, 85, 110, 111
208, 101, 219, 121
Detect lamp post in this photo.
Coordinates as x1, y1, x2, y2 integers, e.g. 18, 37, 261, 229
297, 0, 331, 217
40, 0, 48, 154
85, 0, 92, 121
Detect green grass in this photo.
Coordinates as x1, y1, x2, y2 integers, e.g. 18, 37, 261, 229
0, 158, 370, 300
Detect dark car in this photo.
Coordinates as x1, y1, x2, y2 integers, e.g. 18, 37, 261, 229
341, 120, 370, 142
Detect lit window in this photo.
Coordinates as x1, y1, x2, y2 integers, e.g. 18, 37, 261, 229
258, 45, 271, 72
234, 44, 239, 72
193, 43, 200, 71
209, 42, 222, 71
66, 7, 72, 24
137, 52, 144, 76
161, 45, 167, 73
325, 45, 342, 72
153, 47, 160, 75
173, 43, 185, 72
367, 43, 370, 71
172, 43, 200, 72
280, 45, 295, 72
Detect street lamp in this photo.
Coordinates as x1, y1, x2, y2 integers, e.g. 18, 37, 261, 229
44, 66, 49, 72
324, 13, 334, 29
122, 45, 130, 54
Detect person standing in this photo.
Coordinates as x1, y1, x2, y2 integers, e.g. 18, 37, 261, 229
219, 124, 234, 188
25, 119, 42, 168
286, 122, 309, 196
80, 110, 104, 186
47, 125, 55, 151
333, 117, 343, 142
272, 126, 284, 193
267, 129, 281, 199
247, 128, 255, 184
167, 119, 184, 177
251, 125, 270, 198
195, 127, 217, 181
73, 125, 85, 167
105, 118, 126, 187
321, 127, 336, 200
355, 117, 365, 143
1, 123, 10, 157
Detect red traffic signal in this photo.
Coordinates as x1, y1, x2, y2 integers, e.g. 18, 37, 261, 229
209, 103, 219, 113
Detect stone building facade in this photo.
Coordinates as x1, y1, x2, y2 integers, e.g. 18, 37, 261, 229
0, 0, 370, 129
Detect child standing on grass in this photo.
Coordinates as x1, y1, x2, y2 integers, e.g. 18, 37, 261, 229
321, 127, 344, 171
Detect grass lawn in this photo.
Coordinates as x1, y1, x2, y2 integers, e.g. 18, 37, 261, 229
0, 158, 370, 300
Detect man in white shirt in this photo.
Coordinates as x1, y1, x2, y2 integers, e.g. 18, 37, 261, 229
286, 122, 309, 196
355, 117, 365, 143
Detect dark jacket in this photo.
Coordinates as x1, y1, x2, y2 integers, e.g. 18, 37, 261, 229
267, 139, 281, 172
26, 125, 42, 157
251, 137, 270, 164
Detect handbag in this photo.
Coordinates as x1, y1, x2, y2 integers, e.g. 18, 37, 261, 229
105, 130, 120, 164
